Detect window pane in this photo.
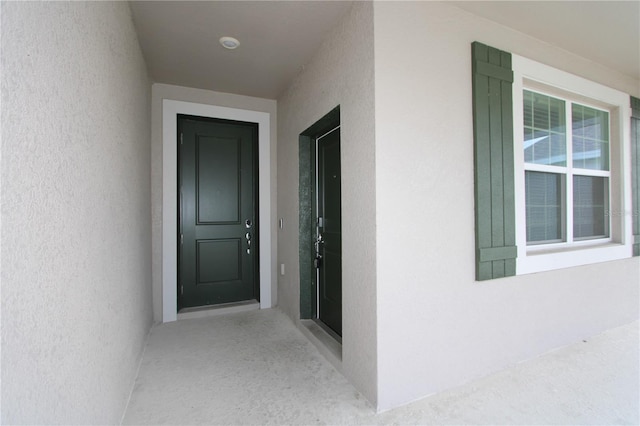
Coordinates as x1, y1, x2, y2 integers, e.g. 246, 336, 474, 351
523, 90, 533, 127
549, 98, 564, 129
572, 104, 609, 170
526, 171, 563, 243
549, 133, 565, 166
524, 128, 533, 162
573, 176, 609, 239
523, 90, 566, 166
533, 93, 549, 129
532, 131, 550, 163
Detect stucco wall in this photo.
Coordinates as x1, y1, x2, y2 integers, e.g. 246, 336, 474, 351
277, 2, 377, 405
373, 2, 640, 410
150, 83, 277, 322
1, 2, 152, 423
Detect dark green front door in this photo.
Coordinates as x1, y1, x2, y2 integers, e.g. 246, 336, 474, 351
178, 115, 258, 309
316, 127, 342, 336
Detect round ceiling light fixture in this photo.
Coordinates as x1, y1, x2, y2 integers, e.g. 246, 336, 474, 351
219, 36, 240, 50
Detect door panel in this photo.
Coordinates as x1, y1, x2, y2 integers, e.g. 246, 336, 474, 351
196, 136, 240, 223
317, 128, 342, 336
197, 239, 241, 283
179, 116, 258, 309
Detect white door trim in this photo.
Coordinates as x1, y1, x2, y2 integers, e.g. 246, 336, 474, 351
162, 99, 272, 322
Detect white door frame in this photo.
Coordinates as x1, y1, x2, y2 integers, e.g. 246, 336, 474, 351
162, 99, 272, 322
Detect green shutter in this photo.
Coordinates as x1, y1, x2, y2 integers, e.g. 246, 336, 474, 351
631, 96, 640, 256
472, 42, 517, 280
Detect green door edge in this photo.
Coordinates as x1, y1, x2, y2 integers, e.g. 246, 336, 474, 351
299, 106, 340, 319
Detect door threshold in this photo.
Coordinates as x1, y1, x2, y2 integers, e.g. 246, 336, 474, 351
299, 319, 342, 374
177, 300, 259, 321
312, 318, 342, 344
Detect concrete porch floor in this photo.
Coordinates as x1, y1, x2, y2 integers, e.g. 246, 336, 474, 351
122, 309, 638, 425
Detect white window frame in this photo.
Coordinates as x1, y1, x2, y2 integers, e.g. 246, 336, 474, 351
513, 55, 633, 274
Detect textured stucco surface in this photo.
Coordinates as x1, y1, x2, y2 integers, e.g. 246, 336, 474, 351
1, 2, 152, 423
150, 83, 277, 323
373, 1, 640, 410
277, 2, 377, 405
123, 309, 639, 424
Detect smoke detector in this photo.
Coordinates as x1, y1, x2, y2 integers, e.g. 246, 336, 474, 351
219, 36, 240, 50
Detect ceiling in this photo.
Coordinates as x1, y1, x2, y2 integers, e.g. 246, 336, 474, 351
453, 1, 639, 81
130, 1, 639, 100
129, 1, 353, 99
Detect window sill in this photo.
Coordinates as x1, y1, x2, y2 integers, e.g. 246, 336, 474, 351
526, 240, 615, 256
517, 242, 631, 275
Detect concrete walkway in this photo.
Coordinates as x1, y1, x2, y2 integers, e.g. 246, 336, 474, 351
123, 309, 638, 425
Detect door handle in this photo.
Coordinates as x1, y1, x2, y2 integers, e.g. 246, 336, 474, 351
314, 234, 324, 252
314, 235, 323, 268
